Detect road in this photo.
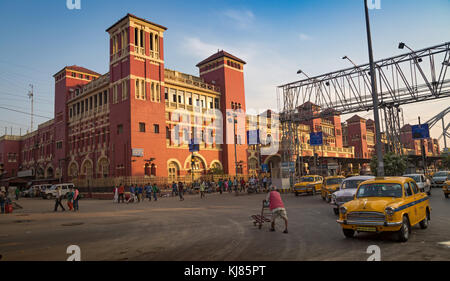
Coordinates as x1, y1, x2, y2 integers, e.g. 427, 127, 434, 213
0, 189, 449, 261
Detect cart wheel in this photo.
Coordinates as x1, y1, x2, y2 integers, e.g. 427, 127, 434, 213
259, 225, 262, 229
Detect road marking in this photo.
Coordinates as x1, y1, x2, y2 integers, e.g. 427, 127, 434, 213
438, 241, 450, 248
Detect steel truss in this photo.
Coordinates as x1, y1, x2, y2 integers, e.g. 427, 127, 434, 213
278, 42, 450, 170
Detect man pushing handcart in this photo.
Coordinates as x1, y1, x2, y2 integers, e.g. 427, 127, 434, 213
251, 187, 289, 233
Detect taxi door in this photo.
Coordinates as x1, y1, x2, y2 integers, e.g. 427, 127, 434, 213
404, 182, 417, 225
410, 181, 426, 223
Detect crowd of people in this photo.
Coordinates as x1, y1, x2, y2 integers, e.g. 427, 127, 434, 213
111, 176, 273, 204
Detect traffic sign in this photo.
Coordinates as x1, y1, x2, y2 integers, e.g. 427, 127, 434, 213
411, 124, 430, 140
189, 139, 200, 152
310, 132, 323, 146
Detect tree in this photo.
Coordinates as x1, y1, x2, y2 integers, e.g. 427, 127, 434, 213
370, 152, 408, 176
442, 154, 450, 170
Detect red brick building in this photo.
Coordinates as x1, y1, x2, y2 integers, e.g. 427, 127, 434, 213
0, 14, 249, 186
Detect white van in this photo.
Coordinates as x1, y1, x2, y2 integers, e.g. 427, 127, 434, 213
42, 183, 75, 199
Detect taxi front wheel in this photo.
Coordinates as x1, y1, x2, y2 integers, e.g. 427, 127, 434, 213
397, 216, 410, 242
343, 229, 355, 238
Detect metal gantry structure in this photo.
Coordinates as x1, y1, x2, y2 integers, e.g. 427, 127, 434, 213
425, 106, 450, 150
278, 42, 450, 176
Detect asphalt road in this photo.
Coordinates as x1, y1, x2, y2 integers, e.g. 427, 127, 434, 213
0, 189, 449, 261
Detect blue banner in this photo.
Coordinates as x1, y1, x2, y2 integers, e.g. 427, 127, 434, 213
310, 132, 323, 146
411, 124, 430, 140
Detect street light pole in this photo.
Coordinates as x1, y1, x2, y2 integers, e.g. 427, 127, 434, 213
364, 0, 384, 176
233, 114, 238, 177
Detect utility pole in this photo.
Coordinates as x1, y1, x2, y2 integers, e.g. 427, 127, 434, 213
418, 117, 427, 174
28, 84, 34, 132
364, 0, 384, 176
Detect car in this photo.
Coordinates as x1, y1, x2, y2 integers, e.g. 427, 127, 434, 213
403, 174, 431, 195
431, 171, 450, 188
330, 176, 375, 215
42, 183, 75, 199
337, 177, 431, 242
293, 175, 323, 196
443, 175, 450, 199
321, 176, 345, 203
21, 187, 37, 197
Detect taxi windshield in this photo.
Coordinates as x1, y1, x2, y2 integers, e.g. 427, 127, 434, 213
341, 180, 365, 190
356, 183, 403, 198
300, 177, 315, 182
326, 178, 344, 185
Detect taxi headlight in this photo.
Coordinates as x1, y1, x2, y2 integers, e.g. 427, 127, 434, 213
339, 206, 347, 215
385, 207, 395, 216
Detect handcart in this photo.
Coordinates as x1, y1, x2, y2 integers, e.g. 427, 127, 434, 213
251, 200, 271, 229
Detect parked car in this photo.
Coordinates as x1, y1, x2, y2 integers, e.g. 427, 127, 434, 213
42, 183, 74, 199
443, 175, 450, 199
330, 176, 375, 215
293, 175, 323, 196
431, 171, 450, 188
321, 176, 345, 203
337, 177, 431, 242
21, 187, 36, 197
403, 174, 431, 195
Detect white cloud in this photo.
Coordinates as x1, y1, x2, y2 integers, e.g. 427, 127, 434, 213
299, 33, 312, 41
223, 9, 255, 29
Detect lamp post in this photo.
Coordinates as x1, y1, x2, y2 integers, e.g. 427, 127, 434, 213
233, 113, 239, 177
364, 0, 384, 176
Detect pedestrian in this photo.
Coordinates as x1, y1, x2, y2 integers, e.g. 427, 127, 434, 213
264, 187, 288, 234
137, 185, 143, 203
218, 179, 223, 194
263, 176, 268, 192
240, 178, 246, 192
67, 188, 74, 211
178, 181, 184, 201
233, 177, 238, 193
0, 191, 5, 214
200, 181, 206, 199
15, 187, 20, 201
227, 178, 232, 193
73, 188, 80, 212
152, 183, 159, 201
127, 185, 136, 204
113, 186, 118, 203
118, 183, 125, 203
172, 181, 178, 197
145, 183, 152, 202
54, 186, 65, 212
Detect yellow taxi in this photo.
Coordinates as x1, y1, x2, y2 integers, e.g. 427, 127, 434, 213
444, 175, 450, 199
294, 175, 323, 196
321, 176, 345, 202
337, 177, 430, 242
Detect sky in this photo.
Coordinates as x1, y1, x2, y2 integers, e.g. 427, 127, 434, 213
0, 0, 449, 148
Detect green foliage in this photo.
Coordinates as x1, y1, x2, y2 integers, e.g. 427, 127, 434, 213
370, 152, 408, 176
442, 153, 450, 170
208, 167, 224, 175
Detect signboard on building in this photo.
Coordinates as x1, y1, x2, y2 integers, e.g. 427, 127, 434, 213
18, 170, 33, 178
411, 124, 430, 140
132, 148, 144, 157
281, 162, 295, 173
310, 132, 323, 146
189, 140, 200, 153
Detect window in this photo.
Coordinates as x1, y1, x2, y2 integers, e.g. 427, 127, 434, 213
117, 124, 123, 135
410, 181, 419, 194
113, 85, 118, 104
139, 122, 146, 133
405, 183, 413, 197
94, 95, 98, 108
154, 124, 160, 134
104, 90, 108, 104
122, 81, 128, 101
150, 33, 154, 51
56, 141, 63, 149
79, 74, 83, 79
164, 87, 168, 100
69, 108, 73, 118
99, 93, 103, 106
189, 97, 193, 105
